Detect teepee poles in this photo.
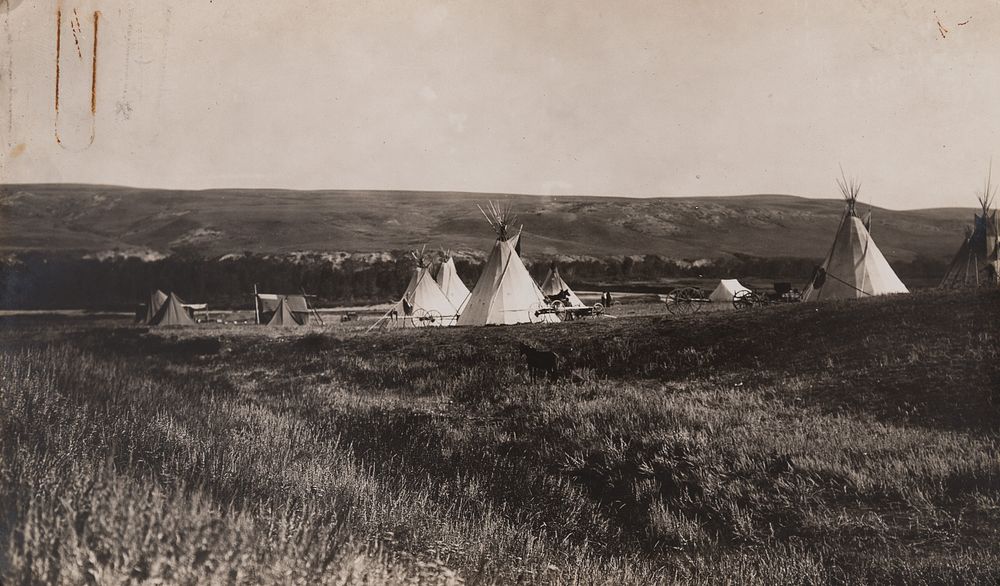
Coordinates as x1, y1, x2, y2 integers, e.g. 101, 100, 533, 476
253, 284, 260, 325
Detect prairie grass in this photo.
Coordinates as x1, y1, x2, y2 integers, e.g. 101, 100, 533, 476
1, 289, 998, 584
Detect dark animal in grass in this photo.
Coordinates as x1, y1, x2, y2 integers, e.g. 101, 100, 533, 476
519, 342, 563, 380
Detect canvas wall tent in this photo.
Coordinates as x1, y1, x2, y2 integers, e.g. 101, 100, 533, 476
457, 202, 558, 326
149, 292, 197, 326
802, 175, 908, 302
708, 279, 751, 302
939, 170, 1000, 288
539, 263, 584, 307
257, 294, 315, 325
435, 256, 472, 312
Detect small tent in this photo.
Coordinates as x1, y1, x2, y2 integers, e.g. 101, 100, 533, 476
136, 289, 169, 324
539, 262, 584, 307
708, 279, 751, 303
435, 256, 472, 312
457, 202, 558, 326
257, 294, 315, 325
149, 292, 197, 326
802, 174, 908, 302
939, 169, 1000, 288
266, 297, 307, 326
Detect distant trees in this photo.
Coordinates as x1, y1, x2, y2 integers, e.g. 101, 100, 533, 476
0, 251, 948, 310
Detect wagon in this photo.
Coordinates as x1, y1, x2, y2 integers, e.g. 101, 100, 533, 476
733, 282, 802, 310
662, 287, 710, 315
409, 308, 448, 327
529, 298, 604, 322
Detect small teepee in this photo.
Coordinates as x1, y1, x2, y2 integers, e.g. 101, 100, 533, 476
390, 250, 458, 327
802, 173, 908, 302
539, 262, 584, 307
458, 202, 558, 326
940, 167, 1000, 288
435, 254, 472, 312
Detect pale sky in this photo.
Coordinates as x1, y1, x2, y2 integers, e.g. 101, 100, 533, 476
2, 0, 999, 209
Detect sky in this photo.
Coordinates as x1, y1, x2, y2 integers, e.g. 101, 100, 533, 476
2, 0, 999, 209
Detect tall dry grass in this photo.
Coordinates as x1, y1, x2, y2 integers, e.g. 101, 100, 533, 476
1, 288, 999, 584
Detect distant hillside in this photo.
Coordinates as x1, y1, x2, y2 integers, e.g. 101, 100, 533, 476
0, 184, 975, 261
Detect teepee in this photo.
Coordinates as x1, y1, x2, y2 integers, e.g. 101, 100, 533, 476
435, 255, 472, 312
939, 167, 1000, 288
391, 251, 458, 327
457, 202, 558, 326
802, 173, 908, 301
539, 262, 584, 307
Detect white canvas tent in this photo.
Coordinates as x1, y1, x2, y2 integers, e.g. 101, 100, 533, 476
435, 256, 472, 312
708, 279, 751, 302
539, 263, 584, 307
457, 202, 558, 326
802, 174, 908, 301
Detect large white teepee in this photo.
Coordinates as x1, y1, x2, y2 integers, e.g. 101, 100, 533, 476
708, 279, 751, 302
457, 203, 559, 326
435, 256, 472, 312
394, 265, 458, 326
539, 263, 584, 307
802, 174, 908, 301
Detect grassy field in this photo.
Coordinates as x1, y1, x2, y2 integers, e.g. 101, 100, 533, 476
1, 289, 998, 584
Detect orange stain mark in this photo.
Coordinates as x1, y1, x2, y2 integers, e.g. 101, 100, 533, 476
91, 11, 99, 115
53, 7, 99, 147
10, 143, 26, 158
54, 8, 61, 115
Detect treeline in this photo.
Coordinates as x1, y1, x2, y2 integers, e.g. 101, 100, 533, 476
0, 252, 948, 310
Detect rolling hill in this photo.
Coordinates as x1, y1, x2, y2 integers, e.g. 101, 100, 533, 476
0, 183, 975, 261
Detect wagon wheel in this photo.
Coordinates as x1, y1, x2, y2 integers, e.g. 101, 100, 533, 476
529, 301, 548, 323
667, 288, 697, 315
411, 308, 429, 327
733, 290, 756, 311
551, 299, 564, 312
425, 309, 442, 325
592, 302, 604, 316
684, 287, 705, 313
664, 292, 682, 315
664, 290, 681, 315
